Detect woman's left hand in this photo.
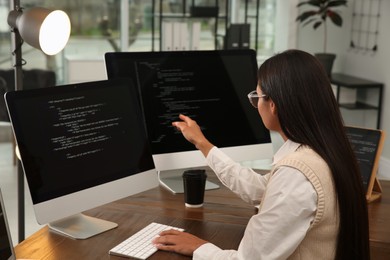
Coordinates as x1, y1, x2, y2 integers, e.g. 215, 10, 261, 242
152, 229, 208, 256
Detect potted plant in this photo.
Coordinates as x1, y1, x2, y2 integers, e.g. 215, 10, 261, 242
296, 0, 347, 77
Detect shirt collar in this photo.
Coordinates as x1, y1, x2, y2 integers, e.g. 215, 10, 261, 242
272, 139, 301, 165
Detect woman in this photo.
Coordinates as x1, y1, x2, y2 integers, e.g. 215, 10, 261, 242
153, 49, 369, 259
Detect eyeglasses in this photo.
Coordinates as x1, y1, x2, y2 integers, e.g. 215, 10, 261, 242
247, 90, 267, 108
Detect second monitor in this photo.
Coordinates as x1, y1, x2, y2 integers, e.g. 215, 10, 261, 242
5, 79, 158, 239
105, 50, 274, 193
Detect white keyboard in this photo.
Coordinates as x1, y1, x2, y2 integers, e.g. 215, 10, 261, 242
109, 222, 184, 259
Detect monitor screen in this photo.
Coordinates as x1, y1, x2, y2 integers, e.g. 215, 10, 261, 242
345, 126, 384, 193
105, 50, 273, 174
105, 49, 273, 193
5, 79, 159, 239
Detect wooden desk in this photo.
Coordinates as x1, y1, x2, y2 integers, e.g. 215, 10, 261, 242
15, 172, 390, 259
368, 180, 390, 258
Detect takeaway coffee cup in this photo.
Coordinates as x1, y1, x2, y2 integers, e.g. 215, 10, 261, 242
182, 169, 207, 208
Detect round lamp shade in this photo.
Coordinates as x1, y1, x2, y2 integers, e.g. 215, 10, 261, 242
8, 7, 71, 55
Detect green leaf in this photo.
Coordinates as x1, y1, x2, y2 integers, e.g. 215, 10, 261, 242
327, 1, 347, 8
313, 21, 323, 29
296, 11, 319, 23
328, 11, 343, 26
297, 0, 322, 8
302, 18, 319, 27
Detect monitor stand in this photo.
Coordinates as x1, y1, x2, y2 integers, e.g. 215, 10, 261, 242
48, 213, 118, 239
158, 169, 220, 194
158, 159, 273, 194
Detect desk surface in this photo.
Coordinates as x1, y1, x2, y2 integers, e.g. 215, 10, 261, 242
15, 172, 390, 259
331, 73, 384, 88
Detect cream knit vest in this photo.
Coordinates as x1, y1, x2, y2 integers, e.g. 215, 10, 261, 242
262, 146, 339, 259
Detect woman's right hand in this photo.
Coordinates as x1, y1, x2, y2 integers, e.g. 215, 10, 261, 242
172, 114, 214, 157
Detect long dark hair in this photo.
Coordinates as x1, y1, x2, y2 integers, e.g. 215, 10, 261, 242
258, 49, 369, 259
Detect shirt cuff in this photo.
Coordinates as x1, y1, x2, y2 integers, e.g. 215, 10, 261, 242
193, 243, 223, 260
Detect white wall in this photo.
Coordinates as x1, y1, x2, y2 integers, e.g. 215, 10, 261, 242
64, 56, 107, 84
294, 1, 390, 180
274, 0, 299, 52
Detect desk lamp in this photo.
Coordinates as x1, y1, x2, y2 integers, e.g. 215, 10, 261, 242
7, 0, 71, 242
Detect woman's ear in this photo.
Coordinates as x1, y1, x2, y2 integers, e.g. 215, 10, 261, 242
270, 99, 277, 115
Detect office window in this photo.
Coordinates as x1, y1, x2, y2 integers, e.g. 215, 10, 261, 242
0, 0, 277, 83
235, 0, 276, 57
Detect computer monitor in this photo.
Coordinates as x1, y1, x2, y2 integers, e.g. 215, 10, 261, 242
5, 79, 159, 239
104, 50, 274, 193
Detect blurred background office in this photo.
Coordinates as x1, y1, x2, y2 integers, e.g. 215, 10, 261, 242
1, 0, 390, 245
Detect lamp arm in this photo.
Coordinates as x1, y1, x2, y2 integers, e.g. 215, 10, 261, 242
7, 9, 22, 28
8, 6, 26, 70
9, 0, 26, 244
9, 14, 24, 91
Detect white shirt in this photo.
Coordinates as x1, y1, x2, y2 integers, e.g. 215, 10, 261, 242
193, 140, 318, 260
